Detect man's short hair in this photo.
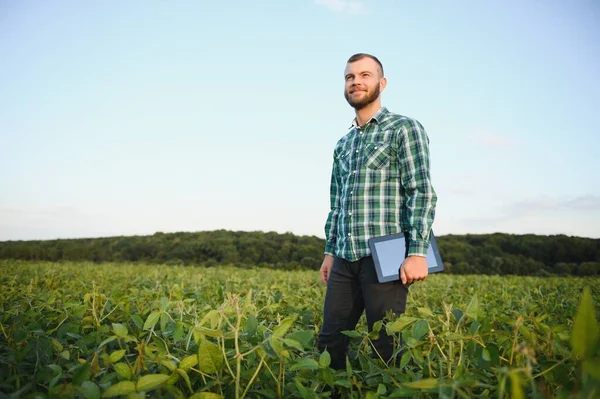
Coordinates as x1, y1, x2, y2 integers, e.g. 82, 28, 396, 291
347, 53, 384, 77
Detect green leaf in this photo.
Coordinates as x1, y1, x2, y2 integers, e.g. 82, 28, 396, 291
165, 372, 180, 386
160, 296, 169, 311
49, 370, 62, 389
372, 320, 383, 333
51, 338, 63, 352
403, 378, 438, 389
188, 393, 224, 399
283, 338, 303, 351
294, 377, 309, 396
131, 315, 144, 330
272, 316, 296, 338
583, 359, 600, 381
469, 320, 480, 335
161, 360, 176, 372
465, 293, 479, 320
114, 363, 132, 380
412, 348, 424, 364
109, 349, 126, 363
81, 381, 100, 399
451, 309, 463, 323
160, 312, 168, 332
320, 368, 335, 387
346, 357, 352, 377
244, 315, 258, 335
98, 336, 116, 350
47, 364, 61, 374
519, 325, 534, 343
270, 336, 284, 356
377, 383, 387, 395
411, 320, 429, 341
200, 309, 220, 329
179, 354, 198, 370
102, 381, 136, 397
400, 351, 411, 368
335, 380, 352, 388
341, 330, 362, 338
112, 323, 128, 338
288, 330, 314, 349
249, 390, 276, 399
487, 344, 500, 366
136, 374, 170, 392
198, 340, 223, 374
571, 286, 598, 359
387, 317, 418, 333
389, 387, 418, 397
194, 326, 223, 338
143, 311, 161, 331
482, 348, 491, 362
73, 363, 91, 385
417, 307, 434, 317
319, 350, 331, 368
173, 322, 184, 342
176, 369, 193, 394
289, 358, 319, 371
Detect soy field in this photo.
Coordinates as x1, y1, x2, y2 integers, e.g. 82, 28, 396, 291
0, 260, 598, 398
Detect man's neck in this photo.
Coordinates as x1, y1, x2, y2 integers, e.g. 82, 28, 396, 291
355, 101, 382, 127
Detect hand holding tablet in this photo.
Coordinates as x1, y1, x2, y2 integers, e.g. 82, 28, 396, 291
368, 231, 445, 283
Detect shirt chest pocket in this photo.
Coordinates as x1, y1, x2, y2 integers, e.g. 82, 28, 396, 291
363, 142, 393, 170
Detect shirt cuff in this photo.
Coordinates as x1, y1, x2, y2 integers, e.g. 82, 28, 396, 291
408, 239, 429, 257
324, 238, 336, 256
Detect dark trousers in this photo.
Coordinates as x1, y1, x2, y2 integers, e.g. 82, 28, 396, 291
317, 255, 409, 370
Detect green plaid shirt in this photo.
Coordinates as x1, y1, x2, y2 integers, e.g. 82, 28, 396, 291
324, 107, 437, 261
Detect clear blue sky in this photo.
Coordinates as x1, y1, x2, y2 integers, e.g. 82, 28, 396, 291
1, 0, 599, 241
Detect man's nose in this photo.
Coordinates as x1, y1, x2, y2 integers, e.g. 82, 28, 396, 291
352, 76, 365, 85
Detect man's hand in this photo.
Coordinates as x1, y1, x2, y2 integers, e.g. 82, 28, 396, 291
400, 255, 428, 285
320, 255, 334, 285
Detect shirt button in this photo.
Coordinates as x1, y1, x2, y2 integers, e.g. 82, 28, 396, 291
349, 212, 352, 215
353, 170, 356, 174
350, 191, 353, 194
355, 149, 359, 153
348, 233, 351, 236
374, 146, 378, 149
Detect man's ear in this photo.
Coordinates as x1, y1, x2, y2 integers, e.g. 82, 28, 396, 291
379, 77, 387, 92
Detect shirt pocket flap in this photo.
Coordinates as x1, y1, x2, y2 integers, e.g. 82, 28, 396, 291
364, 142, 392, 169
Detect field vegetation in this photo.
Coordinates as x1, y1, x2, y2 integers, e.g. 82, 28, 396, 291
1, 260, 598, 398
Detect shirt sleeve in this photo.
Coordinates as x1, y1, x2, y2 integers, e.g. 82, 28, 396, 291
324, 151, 341, 256
397, 119, 437, 257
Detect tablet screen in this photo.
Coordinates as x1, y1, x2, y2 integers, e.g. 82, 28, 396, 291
370, 232, 444, 282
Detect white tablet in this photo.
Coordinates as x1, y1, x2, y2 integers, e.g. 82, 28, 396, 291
368, 231, 445, 283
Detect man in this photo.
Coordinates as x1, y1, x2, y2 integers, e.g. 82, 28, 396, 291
317, 53, 437, 372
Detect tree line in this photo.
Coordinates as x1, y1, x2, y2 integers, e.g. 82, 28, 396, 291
1, 230, 599, 276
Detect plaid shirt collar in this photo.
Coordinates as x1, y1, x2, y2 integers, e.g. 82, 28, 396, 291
349, 106, 388, 128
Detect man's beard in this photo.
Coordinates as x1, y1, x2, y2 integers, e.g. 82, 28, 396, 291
344, 84, 381, 110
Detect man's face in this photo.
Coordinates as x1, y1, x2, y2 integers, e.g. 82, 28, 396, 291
344, 57, 385, 110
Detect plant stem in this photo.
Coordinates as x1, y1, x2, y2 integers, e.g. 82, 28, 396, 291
241, 356, 265, 399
